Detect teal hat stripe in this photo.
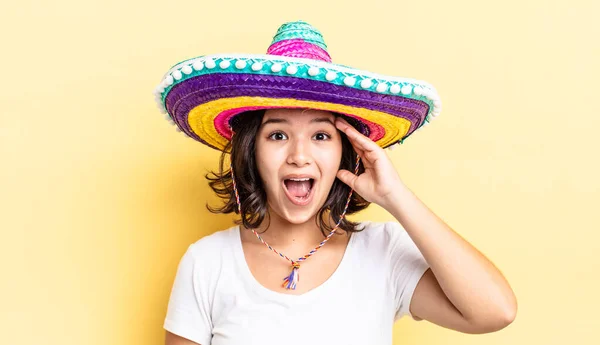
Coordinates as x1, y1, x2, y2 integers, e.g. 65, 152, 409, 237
271, 31, 328, 50
270, 21, 328, 51
157, 56, 437, 130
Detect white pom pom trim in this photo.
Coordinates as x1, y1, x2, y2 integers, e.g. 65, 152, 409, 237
325, 71, 337, 81
182, 65, 193, 75
192, 61, 204, 71
154, 85, 164, 95
308, 66, 319, 76
235, 60, 247, 69
172, 70, 182, 80
219, 60, 231, 69
251, 62, 263, 71
286, 65, 298, 75
376, 83, 387, 93
271, 63, 283, 73
360, 79, 373, 89
205, 58, 216, 69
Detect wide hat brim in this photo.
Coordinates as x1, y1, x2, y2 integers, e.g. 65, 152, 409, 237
154, 53, 441, 151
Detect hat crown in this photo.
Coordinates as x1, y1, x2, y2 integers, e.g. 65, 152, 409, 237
267, 21, 332, 62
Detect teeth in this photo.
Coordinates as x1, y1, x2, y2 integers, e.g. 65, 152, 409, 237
288, 178, 311, 181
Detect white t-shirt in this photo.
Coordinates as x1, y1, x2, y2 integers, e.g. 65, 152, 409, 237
163, 220, 430, 345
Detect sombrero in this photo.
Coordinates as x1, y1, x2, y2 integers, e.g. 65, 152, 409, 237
153, 20, 442, 151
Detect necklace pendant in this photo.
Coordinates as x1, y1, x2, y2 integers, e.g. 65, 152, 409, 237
282, 263, 301, 290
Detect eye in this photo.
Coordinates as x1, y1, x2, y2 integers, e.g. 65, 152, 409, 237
313, 132, 331, 141
268, 131, 288, 141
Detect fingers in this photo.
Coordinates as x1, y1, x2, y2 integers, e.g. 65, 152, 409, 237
336, 169, 358, 189
351, 145, 365, 158
335, 117, 379, 153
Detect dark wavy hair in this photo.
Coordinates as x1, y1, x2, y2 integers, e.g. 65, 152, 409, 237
205, 109, 370, 237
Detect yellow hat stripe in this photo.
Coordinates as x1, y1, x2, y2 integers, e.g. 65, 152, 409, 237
187, 96, 411, 150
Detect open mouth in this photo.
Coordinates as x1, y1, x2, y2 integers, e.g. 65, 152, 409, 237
282, 178, 315, 206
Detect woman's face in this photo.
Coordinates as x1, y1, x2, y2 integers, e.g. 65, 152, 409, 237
255, 109, 343, 225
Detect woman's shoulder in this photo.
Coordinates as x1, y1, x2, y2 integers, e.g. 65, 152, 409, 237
185, 224, 238, 259
355, 220, 407, 242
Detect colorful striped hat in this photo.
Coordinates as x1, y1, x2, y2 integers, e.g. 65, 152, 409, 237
153, 20, 442, 151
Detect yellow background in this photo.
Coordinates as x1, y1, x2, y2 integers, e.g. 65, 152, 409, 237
1, 0, 598, 344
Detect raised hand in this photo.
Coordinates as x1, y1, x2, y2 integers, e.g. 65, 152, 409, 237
335, 117, 405, 210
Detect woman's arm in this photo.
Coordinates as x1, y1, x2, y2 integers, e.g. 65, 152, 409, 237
334, 117, 517, 333
336, 118, 517, 333
165, 331, 202, 345
384, 183, 517, 333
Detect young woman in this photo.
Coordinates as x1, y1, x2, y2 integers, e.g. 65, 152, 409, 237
155, 21, 517, 345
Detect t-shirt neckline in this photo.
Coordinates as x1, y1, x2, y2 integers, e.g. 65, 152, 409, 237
231, 223, 358, 303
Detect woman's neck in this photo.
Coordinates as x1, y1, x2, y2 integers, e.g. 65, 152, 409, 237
240, 209, 348, 248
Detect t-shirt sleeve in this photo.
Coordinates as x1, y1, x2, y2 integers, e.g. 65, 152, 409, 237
163, 244, 213, 345
386, 221, 431, 322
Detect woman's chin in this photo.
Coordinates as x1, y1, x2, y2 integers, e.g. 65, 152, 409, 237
278, 206, 318, 224
272, 196, 325, 225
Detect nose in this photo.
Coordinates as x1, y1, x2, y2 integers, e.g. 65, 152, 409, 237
286, 137, 313, 167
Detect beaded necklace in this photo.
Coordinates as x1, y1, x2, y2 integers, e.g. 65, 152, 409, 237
230, 154, 361, 290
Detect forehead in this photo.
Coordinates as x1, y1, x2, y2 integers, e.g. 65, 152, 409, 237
261, 108, 336, 125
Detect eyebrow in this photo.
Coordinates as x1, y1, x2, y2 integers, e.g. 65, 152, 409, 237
261, 117, 335, 127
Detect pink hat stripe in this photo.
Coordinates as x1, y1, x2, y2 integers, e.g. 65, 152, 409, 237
267, 38, 332, 62
213, 105, 385, 141
214, 106, 266, 136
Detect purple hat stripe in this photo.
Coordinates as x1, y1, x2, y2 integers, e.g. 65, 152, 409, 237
165, 74, 429, 139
